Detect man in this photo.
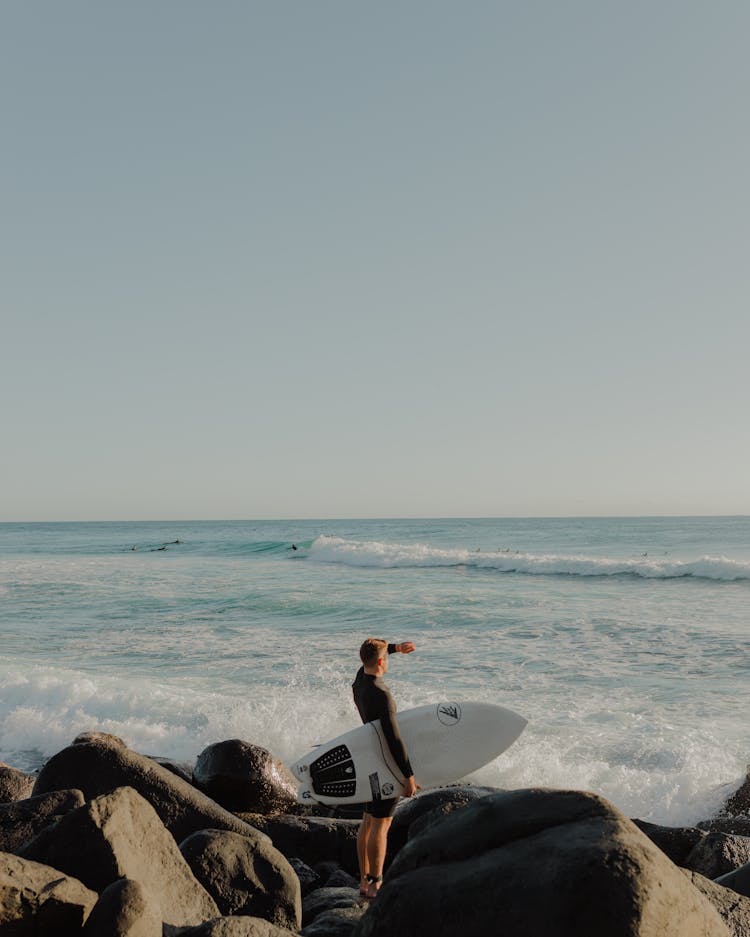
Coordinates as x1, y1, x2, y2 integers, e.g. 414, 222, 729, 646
352, 638, 419, 898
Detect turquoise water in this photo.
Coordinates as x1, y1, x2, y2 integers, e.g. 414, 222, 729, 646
1, 517, 749, 825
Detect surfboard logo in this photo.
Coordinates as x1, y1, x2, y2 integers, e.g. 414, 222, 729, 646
437, 702, 462, 726
382, 782, 394, 796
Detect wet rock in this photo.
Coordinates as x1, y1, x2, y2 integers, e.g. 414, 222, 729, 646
32, 741, 269, 845
0, 788, 84, 853
632, 818, 708, 866
179, 828, 301, 930
193, 740, 297, 814
19, 785, 220, 927
0, 850, 98, 932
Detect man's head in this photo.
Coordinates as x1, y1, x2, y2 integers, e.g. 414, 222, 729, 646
360, 637, 388, 674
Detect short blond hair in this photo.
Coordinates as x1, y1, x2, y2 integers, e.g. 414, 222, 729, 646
359, 637, 388, 667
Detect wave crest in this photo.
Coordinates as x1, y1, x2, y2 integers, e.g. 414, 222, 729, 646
307, 536, 750, 582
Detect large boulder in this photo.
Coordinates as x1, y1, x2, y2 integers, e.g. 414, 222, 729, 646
19, 785, 220, 927
173, 918, 298, 936
32, 741, 270, 844
0, 763, 34, 803
387, 786, 499, 859
247, 815, 359, 875
180, 828, 301, 930
682, 870, 750, 937
83, 877, 162, 937
193, 740, 297, 814
0, 788, 85, 853
717, 768, 750, 818
0, 850, 98, 932
354, 788, 731, 937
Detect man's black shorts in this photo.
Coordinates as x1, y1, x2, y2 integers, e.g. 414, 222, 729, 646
364, 797, 400, 819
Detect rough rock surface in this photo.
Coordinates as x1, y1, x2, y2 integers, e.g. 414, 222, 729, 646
633, 818, 708, 866
289, 857, 322, 896
172, 917, 298, 936
682, 870, 750, 937
83, 877, 162, 937
0, 788, 85, 853
247, 815, 359, 875
354, 788, 731, 937
0, 763, 35, 804
685, 832, 750, 880
0, 850, 98, 932
387, 786, 499, 860
32, 741, 270, 844
73, 730, 127, 747
193, 739, 298, 814
703, 819, 750, 838
302, 887, 363, 928
718, 768, 750, 818
180, 828, 301, 930
19, 785, 220, 927
301, 906, 367, 937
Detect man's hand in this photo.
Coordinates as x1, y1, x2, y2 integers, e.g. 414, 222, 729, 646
395, 641, 416, 654
403, 776, 420, 797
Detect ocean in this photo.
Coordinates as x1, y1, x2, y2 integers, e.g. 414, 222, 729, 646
1, 516, 748, 827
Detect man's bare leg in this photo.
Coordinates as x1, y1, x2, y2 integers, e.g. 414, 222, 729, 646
365, 816, 392, 897
357, 813, 372, 895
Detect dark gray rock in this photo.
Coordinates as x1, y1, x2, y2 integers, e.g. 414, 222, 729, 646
354, 788, 730, 937
83, 877, 162, 936
302, 887, 362, 927
388, 786, 499, 860
633, 818, 708, 866
703, 819, 750, 838
248, 815, 359, 876
0, 850, 98, 932
0, 788, 85, 853
32, 741, 270, 845
290, 857, 322, 896
0, 763, 34, 803
19, 785, 220, 927
147, 755, 195, 785
179, 828, 301, 930
325, 869, 358, 889
683, 869, 750, 937
685, 832, 750, 879
718, 768, 750, 818
173, 918, 298, 936
301, 906, 367, 937
194, 739, 297, 814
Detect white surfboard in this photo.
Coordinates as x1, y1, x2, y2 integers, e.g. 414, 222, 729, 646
291, 701, 526, 806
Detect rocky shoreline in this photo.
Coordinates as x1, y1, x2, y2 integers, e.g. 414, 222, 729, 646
3, 734, 750, 935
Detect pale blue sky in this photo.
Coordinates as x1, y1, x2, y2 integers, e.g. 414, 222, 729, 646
2, 2, 748, 520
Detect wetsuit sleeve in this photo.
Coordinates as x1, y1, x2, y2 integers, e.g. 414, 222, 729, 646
387, 643, 397, 654
377, 692, 413, 779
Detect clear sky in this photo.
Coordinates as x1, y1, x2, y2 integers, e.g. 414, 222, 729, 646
2, 2, 748, 521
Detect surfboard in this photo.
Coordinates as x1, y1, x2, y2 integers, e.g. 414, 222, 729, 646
291, 701, 526, 805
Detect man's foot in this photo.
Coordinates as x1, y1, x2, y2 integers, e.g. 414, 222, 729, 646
365, 874, 383, 899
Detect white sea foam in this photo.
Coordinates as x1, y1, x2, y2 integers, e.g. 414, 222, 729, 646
308, 536, 750, 581
0, 662, 744, 827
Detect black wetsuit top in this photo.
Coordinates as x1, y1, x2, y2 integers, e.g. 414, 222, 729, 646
352, 644, 413, 779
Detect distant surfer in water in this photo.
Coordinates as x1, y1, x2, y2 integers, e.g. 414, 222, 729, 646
352, 638, 418, 898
